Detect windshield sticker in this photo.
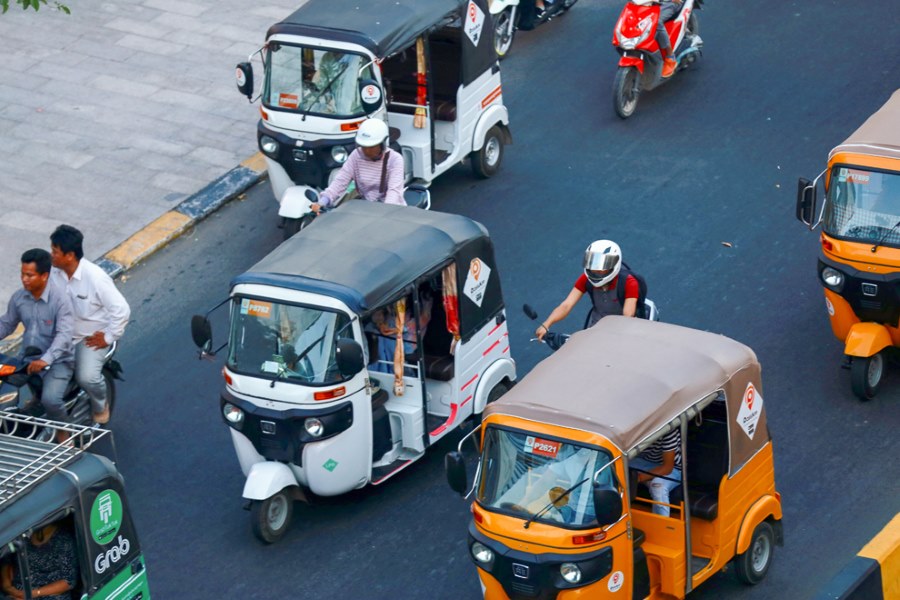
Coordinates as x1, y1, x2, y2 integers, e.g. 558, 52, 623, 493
464, 0, 485, 47
90, 489, 123, 545
361, 84, 381, 104
736, 382, 763, 440
525, 436, 560, 459
278, 93, 299, 109
608, 571, 624, 592
241, 299, 272, 319
463, 258, 491, 307
838, 167, 871, 185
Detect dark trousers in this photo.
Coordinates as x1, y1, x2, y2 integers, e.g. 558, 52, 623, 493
656, 1, 681, 54
518, 0, 538, 29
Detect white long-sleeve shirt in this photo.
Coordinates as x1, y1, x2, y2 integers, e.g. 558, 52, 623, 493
51, 259, 131, 345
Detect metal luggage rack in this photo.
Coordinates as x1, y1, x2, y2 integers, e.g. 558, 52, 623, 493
0, 413, 111, 508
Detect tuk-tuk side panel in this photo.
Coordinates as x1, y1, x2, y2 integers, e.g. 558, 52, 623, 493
458, 0, 498, 87
723, 364, 769, 478
630, 512, 686, 597
88, 555, 150, 600
456, 239, 504, 342
457, 67, 506, 155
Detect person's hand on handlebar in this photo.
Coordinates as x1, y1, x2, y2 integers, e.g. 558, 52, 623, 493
27, 359, 48, 375
535, 323, 550, 342
310, 202, 322, 214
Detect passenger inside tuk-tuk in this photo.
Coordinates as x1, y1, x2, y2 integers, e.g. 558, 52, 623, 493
1, 516, 79, 600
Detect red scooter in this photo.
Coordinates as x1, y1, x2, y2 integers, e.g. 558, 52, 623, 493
611, 0, 703, 119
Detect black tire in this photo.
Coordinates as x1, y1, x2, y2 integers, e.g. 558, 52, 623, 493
250, 491, 293, 544
734, 521, 775, 585
283, 215, 313, 241
102, 369, 116, 422
687, 10, 700, 36
471, 126, 504, 179
493, 7, 516, 59
613, 67, 640, 119
474, 381, 509, 424
561, 0, 578, 10
850, 353, 884, 401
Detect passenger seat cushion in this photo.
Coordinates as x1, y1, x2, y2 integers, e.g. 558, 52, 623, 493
424, 355, 454, 381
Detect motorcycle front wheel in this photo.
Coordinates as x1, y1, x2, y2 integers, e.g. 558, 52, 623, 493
493, 6, 516, 59
613, 66, 640, 119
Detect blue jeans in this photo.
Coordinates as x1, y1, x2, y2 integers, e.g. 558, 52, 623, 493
41, 361, 74, 423
630, 457, 682, 517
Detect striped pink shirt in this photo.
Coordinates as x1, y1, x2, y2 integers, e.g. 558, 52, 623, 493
320, 148, 406, 207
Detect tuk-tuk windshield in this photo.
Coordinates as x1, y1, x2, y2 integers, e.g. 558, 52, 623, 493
477, 427, 614, 528
824, 167, 900, 246
228, 297, 352, 385
264, 43, 375, 117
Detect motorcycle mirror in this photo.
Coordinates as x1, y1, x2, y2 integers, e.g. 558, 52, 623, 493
304, 188, 318, 203
235, 62, 254, 100
358, 79, 383, 116
522, 304, 538, 321
190, 315, 213, 351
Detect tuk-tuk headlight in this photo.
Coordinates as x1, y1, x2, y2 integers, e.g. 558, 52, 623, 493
260, 135, 280, 158
304, 417, 324, 438
821, 267, 844, 290
223, 403, 244, 425
331, 145, 348, 164
560, 562, 582, 584
471, 542, 494, 564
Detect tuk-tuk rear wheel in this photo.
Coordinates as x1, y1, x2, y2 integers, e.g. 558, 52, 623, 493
471, 126, 504, 179
734, 521, 774, 585
850, 353, 884, 401
250, 491, 293, 544
613, 67, 640, 119
473, 382, 509, 425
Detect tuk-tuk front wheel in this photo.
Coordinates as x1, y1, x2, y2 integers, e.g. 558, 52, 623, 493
734, 521, 774, 585
613, 67, 640, 119
471, 126, 504, 179
850, 353, 884, 401
250, 491, 293, 544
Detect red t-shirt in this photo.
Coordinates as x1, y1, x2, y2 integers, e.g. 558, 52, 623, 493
574, 273, 639, 298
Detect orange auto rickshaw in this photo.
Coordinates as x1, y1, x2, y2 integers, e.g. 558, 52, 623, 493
797, 89, 900, 400
446, 316, 783, 599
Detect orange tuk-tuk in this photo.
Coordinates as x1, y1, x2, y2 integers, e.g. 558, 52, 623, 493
446, 317, 783, 598
796, 89, 900, 400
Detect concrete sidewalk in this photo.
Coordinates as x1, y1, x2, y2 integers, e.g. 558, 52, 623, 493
0, 0, 303, 306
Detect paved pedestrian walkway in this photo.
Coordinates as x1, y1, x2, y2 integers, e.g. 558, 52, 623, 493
0, 0, 302, 304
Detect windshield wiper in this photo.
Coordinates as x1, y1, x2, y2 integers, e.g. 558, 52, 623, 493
522, 476, 590, 529
871, 220, 900, 253
301, 62, 350, 122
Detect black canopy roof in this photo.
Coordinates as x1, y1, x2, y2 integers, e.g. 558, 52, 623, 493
232, 202, 491, 313
268, 0, 466, 57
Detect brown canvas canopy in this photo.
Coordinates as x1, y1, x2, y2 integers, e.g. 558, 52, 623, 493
830, 89, 900, 162
485, 316, 768, 476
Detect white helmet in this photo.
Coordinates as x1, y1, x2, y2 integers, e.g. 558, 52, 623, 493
583, 240, 622, 288
355, 119, 389, 148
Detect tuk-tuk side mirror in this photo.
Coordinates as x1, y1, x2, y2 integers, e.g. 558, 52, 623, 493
796, 177, 817, 226
335, 338, 365, 378
235, 62, 254, 100
191, 315, 213, 352
592, 484, 623, 527
358, 79, 383, 115
445, 451, 468, 496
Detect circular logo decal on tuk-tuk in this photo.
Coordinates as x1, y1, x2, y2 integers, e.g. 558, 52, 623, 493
235, 67, 246, 87
361, 84, 381, 104
90, 489, 123, 545
608, 570, 624, 592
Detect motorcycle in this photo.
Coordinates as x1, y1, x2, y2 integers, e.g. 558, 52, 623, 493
0, 345, 123, 434
523, 304, 571, 351
611, 0, 704, 119
490, 0, 579, 59
281, 184, 432, 239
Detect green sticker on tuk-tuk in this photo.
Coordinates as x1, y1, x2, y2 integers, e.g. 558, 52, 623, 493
90, 489, 123, 545
323, 459, 339, 472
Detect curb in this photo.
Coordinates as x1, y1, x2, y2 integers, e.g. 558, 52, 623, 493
816, 513, 900, 599
0, 153, 268, 355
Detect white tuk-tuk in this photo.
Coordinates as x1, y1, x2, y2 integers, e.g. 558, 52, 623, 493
191, 202, 516, 543
235, 0, 512, 234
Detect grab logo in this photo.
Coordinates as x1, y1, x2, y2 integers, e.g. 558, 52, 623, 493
94, 535, 131, 574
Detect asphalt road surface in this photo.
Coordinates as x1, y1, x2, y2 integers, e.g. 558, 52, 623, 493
106, 1, 900, 598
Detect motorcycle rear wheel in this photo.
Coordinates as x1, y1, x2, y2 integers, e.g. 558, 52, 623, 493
613, 66, 640, 119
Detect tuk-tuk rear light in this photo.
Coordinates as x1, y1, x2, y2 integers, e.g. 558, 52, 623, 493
572, 531, 606, 545
314, 386, 346, 401
0, 364, 15, 376
340, 121, 363, 132
822, 237, 834, 252
472, 505, 484, 524
260, 106, 269, 121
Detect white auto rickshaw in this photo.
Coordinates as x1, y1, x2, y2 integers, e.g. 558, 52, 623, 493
191, 202, 517, 543
235, 0, 512, 235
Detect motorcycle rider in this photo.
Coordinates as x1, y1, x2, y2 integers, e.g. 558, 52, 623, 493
657, 0, 683, 78
311, 119, 406, 213
50, 225, 130, 425
535, 240, 638, 341
0, 249, 75, 438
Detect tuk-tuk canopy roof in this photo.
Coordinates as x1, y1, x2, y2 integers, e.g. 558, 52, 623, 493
268, 0, 467, 57
233, 202, 490, 314
485, 317, 765, 464
0, 452, 117, 545
831, 89, 900, 162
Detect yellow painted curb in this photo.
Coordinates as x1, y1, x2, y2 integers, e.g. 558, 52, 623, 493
241, 152, 268, 174
860, 513, 900, 599
105, 211, 193, 269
